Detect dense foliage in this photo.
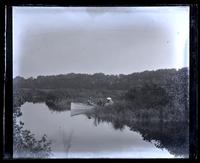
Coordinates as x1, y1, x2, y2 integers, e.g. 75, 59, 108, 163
13, 67, 189, 121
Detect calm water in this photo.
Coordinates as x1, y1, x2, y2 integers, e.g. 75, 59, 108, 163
19, 102, 175, 158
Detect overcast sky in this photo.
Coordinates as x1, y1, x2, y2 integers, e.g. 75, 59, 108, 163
13, 7, 189, 78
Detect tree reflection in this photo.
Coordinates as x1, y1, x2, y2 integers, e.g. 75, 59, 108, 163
129, 121, 189, 157
87, 109, 189, 158
45, 99, 71, 112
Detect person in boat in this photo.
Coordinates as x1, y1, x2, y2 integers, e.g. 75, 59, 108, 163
105, 97, 114, 106
87, 97, 113, 106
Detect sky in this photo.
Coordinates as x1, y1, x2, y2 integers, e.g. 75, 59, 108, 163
13, 7, 189, 78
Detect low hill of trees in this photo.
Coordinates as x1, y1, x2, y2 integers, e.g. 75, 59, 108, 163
14, 67, 188, 91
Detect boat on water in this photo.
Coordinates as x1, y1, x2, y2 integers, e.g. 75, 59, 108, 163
70, 102, 96, 116
70, 97, 114, 116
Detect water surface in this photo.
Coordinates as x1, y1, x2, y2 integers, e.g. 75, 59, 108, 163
19, 102, 176, 158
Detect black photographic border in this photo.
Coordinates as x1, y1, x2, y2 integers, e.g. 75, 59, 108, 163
2, 0, 198, 160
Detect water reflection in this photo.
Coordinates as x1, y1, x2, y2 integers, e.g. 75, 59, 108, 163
17, 102, 189, 158
86, 111, 189, 158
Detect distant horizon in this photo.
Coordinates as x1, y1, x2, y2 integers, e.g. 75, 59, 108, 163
13, 66, 189, 79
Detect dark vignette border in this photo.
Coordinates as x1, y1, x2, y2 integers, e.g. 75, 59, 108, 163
4, 5, 13, 159
2, 0, 198, 160
189, 4, 198, 159
1, 2, 5, 161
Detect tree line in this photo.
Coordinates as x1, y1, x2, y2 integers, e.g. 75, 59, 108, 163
13, 67, 189, 122
14, 67, 189, 91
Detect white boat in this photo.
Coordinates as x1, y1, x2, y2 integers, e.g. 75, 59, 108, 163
70, 102, 95, 116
